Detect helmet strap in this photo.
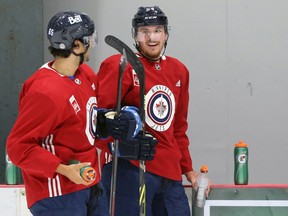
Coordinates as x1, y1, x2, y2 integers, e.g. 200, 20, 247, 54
71, 46, 88, 65
79, 53, 85, 65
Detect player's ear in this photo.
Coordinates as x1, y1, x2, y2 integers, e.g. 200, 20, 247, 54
134, 39, 140, 50
72, 40, 84, 54
164, 34, 169, 46
73, 40, 80, 47
165, 34, 168, 41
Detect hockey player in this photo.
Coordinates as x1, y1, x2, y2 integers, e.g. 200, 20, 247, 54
6, 10, 151, 216
96, 6, 210, 215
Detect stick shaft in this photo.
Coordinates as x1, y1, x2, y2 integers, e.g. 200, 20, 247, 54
105, 35, 146, 216
109, 54, 127, 216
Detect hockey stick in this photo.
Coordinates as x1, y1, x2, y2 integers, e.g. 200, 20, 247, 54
105, 35, 146, 216
109, 48, 128, 216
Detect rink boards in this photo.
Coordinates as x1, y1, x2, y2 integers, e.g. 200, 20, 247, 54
1, 184, 288, 216
188, 184, 288, 216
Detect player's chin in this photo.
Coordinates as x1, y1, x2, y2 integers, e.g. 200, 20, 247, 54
146, 52, 161, 60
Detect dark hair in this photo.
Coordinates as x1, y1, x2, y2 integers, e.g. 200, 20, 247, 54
48, 46, 71, 58
48, 38, 86, 58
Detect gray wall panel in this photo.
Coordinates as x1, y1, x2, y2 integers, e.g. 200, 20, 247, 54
0, 0, 43, 183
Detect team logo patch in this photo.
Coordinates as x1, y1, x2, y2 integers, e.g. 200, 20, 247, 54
90, 106, 98, 136
132, 70, 140, 86
85, 97, 98, 145
145, 85, 175, 131
155, 64, 161, 70
75, 78, 81, 85
91, 83, 96, 90
69, 95, 80, 113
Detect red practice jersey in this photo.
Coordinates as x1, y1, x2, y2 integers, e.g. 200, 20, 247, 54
6, 61, 102, 208
97, 54, 193, 181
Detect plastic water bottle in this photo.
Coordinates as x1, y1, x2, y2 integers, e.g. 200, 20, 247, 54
5, 153, 22, 184
68, 160, 96, 182
234, 140, 248, 185
195, 165, 209, 208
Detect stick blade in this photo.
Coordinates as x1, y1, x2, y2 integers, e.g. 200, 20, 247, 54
105, 35, 145, 123
105, 35, 144, 81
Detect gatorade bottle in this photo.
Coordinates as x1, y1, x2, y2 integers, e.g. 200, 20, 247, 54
68, 160, 96, 182
195, 165, 209, 208
234, 140, 248, 185
5, 153, 22, 184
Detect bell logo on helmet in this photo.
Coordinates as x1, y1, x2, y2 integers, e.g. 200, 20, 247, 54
68, 15, 82, 25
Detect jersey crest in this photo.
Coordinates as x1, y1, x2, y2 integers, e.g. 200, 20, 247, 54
85, 96, 98, 145
145, 85, 175, 131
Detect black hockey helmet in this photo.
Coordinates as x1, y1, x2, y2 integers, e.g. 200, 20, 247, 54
132, 6, 168, 28
47, 11, 95, 50
132, 6, 170, 61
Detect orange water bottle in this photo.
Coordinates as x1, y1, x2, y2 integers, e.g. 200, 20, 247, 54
68, 160, 96, 182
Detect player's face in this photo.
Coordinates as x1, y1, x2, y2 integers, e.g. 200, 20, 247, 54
90, 31, 98, 48
83, 32, 98, 62
136, 25, 167, 61
83, 48, 90, 62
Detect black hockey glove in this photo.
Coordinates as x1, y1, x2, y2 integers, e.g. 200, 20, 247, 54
117, 131, 158, 161
97, 106, 141, 140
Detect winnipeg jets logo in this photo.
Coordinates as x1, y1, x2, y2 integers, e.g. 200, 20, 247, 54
90, 106, 97, 136
85, 97, 98, 145
145, 85, 175, 131
155, 96, 167, 117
